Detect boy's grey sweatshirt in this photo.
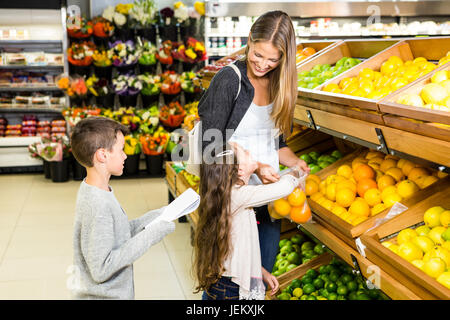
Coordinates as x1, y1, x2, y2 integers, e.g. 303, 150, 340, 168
71, 180, 175, 299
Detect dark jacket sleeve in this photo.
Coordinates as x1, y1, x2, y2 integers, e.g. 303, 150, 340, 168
198, 67, 240, 150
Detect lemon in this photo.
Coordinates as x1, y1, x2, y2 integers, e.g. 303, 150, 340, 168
397, 242, 423, 262
437, 272, 450, 289
397, 228, 418, 245
424, 206, 445, 228
415, 225, 431, 236
326, 183, 337, 201
371, 203, 386, 216
381, 185, 397, 199
424, 258, 446, 278
337, 165, 353, 179
412, 236, 435, 253
382, 192, 403, 207
382, 241, 395, 249
440, 210, 450, 227
293, 287, 303, 298
431, 70, 449, 84
411, 259, 426, 271
433, 246, 450, 267
428, 226, 447, 245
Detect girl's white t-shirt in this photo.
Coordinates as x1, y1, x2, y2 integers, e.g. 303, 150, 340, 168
228, 102, 280, 185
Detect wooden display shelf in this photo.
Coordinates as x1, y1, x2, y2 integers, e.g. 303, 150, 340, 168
360, 184, 450, 299
299, 222, 422, 300
378, 62, 450, 126
295, 40, 342, 68
382, 115, 450, 143
175, 170, 199, 228
294, 104, 450, 167
165, 161, 177, 194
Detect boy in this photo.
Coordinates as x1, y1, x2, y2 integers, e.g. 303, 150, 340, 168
70, 116, 175, 299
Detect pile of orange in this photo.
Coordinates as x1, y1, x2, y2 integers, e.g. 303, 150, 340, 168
308, 149, 447, 226
323, 55, 441, 99
296, 47, 317, 64
271, 187, 311, 224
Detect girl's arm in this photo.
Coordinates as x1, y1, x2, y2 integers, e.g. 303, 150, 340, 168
262, 267, 279, 296
279, 146, 310, 173
234, 174, 300, 209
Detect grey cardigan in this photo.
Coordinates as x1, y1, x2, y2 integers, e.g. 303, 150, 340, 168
198, 59, 288, 150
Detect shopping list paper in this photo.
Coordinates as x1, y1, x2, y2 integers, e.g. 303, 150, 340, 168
145, 188, 200, 228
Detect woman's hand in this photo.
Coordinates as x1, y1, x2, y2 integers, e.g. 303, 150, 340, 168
295, 159, 310, 174
262, 267, 279, 296
255, 162, 280, 184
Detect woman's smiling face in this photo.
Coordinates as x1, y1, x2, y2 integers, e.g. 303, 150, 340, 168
247, 40, 281, 78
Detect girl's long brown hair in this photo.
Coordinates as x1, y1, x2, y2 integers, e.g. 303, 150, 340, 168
244, 10, 297, 139
192, 147, 240, 293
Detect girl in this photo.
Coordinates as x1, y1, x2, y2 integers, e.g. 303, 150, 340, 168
192, 143, 301, 300
197, 10, 309, 276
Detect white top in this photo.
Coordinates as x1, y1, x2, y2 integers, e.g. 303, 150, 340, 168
228, 102, 280, 185
222, 174, 300, 300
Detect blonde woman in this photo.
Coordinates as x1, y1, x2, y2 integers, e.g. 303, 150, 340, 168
198, 11, 310, 277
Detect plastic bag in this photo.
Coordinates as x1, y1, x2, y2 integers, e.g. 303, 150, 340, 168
268, 167, 313, 224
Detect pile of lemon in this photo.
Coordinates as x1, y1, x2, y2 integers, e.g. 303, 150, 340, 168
382, 206, 450, 289
323, 55, 438, 99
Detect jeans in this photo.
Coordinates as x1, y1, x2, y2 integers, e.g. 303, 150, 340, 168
255, 205, 281, 272
202, 277, 240, 300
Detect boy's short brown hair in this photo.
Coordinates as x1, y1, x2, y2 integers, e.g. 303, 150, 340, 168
71, 117, 130, 168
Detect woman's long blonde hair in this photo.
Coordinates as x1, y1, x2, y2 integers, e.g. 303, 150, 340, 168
245, 11, 297, 139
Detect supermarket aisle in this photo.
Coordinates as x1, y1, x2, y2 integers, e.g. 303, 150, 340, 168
0, 173, 201, 300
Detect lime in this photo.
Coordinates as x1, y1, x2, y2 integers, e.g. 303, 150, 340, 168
291, 279, 302, 289
300, 295, 309, 300
328, 292, 338, 300
309, 151, 320, 161
313, 278, 325, 289
286, 284, 294, 294
306, 269, 318, 279
292, 287, 303, 298
340, 274, 353, 284
302, 258, 311, 264
318, 265, 328, 274
301, 241, 315, 252
347, 280, 358, 292
337, 285, 348, 296
307, 295, 317, 300
329, 272, 340, 282
299, 154, 313, 164
301, 275, 313, 285
286, 264, 298, 272
314, 244, 325, 255
319, 288, 329, 298
357, 293, 371, 300
368, 289, 380, 300
303, 283, 315, 295
320, 274, 330, 283
335, 280, 344, 288
325, 282, 337, 293
348, 291, 358, 300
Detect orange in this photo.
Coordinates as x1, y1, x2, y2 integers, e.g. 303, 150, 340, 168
337, 165, 353, 179
273, 199, 291, 216
401, 160, 417, 176
364, 188, 382, 207
287, 188, 306, 207
352, 157, 367, 171
385, 167, 405, 182
356, 178, 378, 197
380, 159, 397, 173
408, 167, 429, 181
396, 180, 419, 199
353, 164, 375, 182
336, 188, 356, 208
377, 174, 396, 191
290, 205, 311, 224
305, 180, 319, 196
397, 158, 407, 169
301, 47, 316, 56
349, 198, 370, 217
306, 174, 321, 185
310, 192, 323, 202
319, 180, 327, 195
382, 192, 403, 207
336, 180, 357, 193
326, 183, 337, 201
332, 204, 347, 217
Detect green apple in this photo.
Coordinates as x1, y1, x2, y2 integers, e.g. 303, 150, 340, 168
277, 260, 289, 274
276, 251, 289, 261
309, 151, 320, 161
287, 252, 301, 265
291, 233, 306, 244
299, 154, 312, 164
301, 241, 315, 252
309, 165, 321, 174
331, 150, 343, 159
292, 244, 301, 254
314, 243, 325, 255
280, 244, 294, 254
286, 264, 298, 272
279, 239, 289, 248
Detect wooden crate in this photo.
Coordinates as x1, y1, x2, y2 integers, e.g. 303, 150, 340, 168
287, 128, 332, 154
378, 62, 450, 126
360, 184, 450, 300
296, 40, 342, 67
382, 114, 450, 142
266, 252, 335, 300
297, 96, 385, 126
165, 161, 177, 194
308, 148, 450, 247
298, 39, 401, 111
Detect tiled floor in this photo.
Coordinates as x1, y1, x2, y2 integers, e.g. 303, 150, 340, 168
0, 173, 202, 300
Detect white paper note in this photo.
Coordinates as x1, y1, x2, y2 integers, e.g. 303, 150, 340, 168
145, 188, 200, 228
